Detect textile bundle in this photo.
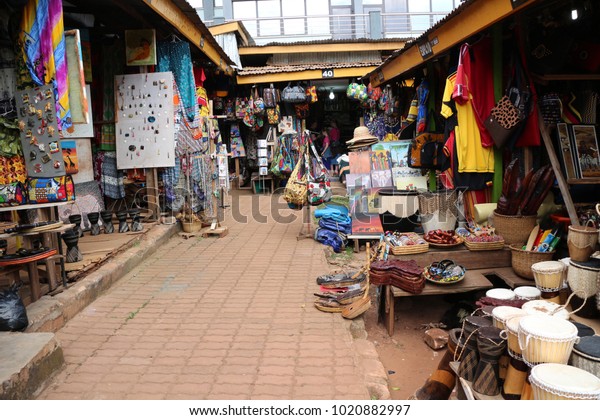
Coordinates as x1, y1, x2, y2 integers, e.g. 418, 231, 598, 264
20, 0, 70, 130
314, 203, 351, 252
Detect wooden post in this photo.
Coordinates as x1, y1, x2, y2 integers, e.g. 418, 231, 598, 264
537, 109, 580, 226
146, 168, 160, 222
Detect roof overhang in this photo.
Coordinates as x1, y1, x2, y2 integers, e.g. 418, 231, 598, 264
208, 21, 254, 47
236, 64, 378, 85
142, 0, 236, 75
368, 0, 542, 87
240, 40, 407, 56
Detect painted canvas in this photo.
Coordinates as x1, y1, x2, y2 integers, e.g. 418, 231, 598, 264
370, 169, 393, 188
556, 123, 577, 180
369, 149, 392, 171
571, 124, 600, 178
125, 29, 157, 66
349, 150, 371, 174
60, 140, 78, 174
372, 141, 427, 190
65, 30, 89, 124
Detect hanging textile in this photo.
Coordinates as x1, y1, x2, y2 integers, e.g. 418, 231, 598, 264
173, 81, 207, 155
100, 40, 124, 151
157, 41, 198, 124
416, 80, 429, 134
19, 0, 70, 130
229, 123, 246, 157
100, 151, 125, 199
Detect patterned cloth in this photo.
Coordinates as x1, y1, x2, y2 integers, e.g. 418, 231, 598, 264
100, 151, 125, 199
472, 333, 507, 396
458, 346, 479, 382
230, 123, 246, 157
157, 41, 198, 123
20, 0, 70, 130
100, 41, 124, 151
0, 155, 27, 184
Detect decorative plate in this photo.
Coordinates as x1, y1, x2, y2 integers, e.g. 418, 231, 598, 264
423, 270, 465, 285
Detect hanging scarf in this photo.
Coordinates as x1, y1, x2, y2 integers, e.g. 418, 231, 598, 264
157, 41, 198, 124
20, 0, 70, 130
416, 80, 429, 134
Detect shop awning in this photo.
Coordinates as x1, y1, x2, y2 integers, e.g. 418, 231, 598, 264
236, 62, 380, 85
367, 0, 542, 87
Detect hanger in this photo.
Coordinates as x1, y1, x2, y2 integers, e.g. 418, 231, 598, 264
167, 33, 182, 43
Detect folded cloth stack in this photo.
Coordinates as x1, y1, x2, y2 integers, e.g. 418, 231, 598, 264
314, 204, 351, 252
369, 259, 425, 294
314, 271, 367, 313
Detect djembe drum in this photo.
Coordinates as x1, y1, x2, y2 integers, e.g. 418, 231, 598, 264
472, 326, 506, 396
529, 363, 600, 400
518, 315, 579, 366
458, 316, 492, 381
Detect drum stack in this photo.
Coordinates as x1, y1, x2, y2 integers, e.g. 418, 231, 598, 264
531, 261, 568, 304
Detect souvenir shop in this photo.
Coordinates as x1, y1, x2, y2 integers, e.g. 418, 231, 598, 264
0, 0, 237, 310
308, 0, 600, 401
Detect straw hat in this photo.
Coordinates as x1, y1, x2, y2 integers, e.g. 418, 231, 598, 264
346, 126, 378, 145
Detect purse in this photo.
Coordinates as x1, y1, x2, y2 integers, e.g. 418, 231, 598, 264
307, 139, 331, 206
0, 182, 26, 206
281, 83, 307, 103
267, 105, 280, 125
294, 103, 310, 120
263, 83, 280, 108
408, 133, 445, 169
305, 85, 318, 103
235, 97, 247, 119
484, 93, 524, 149
26, 175, 75, 204
252, 87, 265, 116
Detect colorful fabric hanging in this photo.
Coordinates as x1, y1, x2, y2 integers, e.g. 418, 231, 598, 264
229, 123, 246, 158
19, 0, 70, 130
157, 41, 198, 124
100, 41, 124, 151
416, 81, 429, 134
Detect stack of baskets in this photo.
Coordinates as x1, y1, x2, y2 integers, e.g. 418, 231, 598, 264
510, 244, 555, 280
418, 190, 458, 234
565, 221, 600, 318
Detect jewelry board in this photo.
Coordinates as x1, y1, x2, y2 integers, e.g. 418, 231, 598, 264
15, 84, 67, 178
115, 72, 175, 169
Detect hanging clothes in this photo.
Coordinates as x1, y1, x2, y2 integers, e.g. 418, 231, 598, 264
229, 123, 246, 158
173, 80, 207, 155
157, 41, 198, 124
99, 151, 125, 199
19, 0, 70, 130
441, 72, 494, 173
99, 40, 124, 151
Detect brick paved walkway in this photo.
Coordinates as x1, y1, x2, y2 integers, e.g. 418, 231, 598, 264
38, 193, 371, 400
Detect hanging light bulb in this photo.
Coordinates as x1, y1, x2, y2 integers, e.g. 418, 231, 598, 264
571, 8, 579, 19
329, 89, 335, 100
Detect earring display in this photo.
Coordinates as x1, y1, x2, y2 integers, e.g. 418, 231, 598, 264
114, 72, 175, 170
16, 84, 66, 177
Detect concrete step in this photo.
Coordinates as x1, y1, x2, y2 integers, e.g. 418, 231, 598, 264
0, 332, 64, 399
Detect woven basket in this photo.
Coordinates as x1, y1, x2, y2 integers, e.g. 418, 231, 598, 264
181, 220, 203, 233
492, 211, 538, 246
567, 261, 600, 299
390, 243, 429, 255
568, 223, 599, 262
510, 244, 555, 279
418, 190, 458, 216
465, 240, 505, 251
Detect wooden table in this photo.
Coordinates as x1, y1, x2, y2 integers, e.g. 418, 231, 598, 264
382, 246, 535, 336
0, 249, 58, 304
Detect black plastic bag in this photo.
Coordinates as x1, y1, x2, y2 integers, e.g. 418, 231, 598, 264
0, 283, 29, 331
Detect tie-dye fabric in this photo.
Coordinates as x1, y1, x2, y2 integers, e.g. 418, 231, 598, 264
20, 0, 71, 130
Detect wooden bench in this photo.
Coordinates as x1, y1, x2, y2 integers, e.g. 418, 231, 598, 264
382, 246, 535, 336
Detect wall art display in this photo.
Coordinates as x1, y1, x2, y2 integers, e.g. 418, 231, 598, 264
125, 29, 157, 66
349, 150, 371, 174
60, 140, 78, 175
345, 173, 371, 194
16, 84, 66, 177
115, 72, 175, 169
370, 169, 393, 188
61, 85, 93, 138
369, 149, 392, 171
372, 141, 427, 190
570, 124, 600, 178
556, 123, 578, 180
65, 30, 89, 124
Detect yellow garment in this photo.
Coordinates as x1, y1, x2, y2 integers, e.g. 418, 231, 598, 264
441, 73, 494, 173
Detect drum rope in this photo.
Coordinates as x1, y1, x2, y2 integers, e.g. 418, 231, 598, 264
454, 320, 482, 363
552, 289, 588, 316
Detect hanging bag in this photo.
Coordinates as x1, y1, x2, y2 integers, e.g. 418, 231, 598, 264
407, 132, 445, 169
253, 87, 265, 116
0, 182, 27, 206
306, 135, 332, 206
294, 103, 310, 120
305, 85, 318, 103
281, 83, 307, 103
26, 175, 76, 204
452, 43, 470, 105
263, 83, 280, 108
283, 145, 308, 209
267, 104, 281, 125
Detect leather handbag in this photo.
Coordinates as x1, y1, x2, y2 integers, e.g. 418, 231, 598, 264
0, 182, 26, 206
263, 83, 280, 108
281, 83, 307, 103
484, 93, 524, 149
26, 175, 75, 204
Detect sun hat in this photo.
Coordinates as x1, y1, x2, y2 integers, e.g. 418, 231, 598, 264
346, 126, 378, 145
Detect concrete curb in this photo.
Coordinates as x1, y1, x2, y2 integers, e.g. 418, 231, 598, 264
348, 317, 391, 400
26, 223, 180, 333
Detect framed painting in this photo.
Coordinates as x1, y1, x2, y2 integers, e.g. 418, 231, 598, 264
65, 30, 89, 124
571, 124, 600, 178
556, 123, 578, 180
125, 29, 157, 66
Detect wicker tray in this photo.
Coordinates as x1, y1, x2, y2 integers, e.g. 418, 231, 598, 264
425, 237, 465, 248
465, 240, 505, 251
390, 243, 429, 255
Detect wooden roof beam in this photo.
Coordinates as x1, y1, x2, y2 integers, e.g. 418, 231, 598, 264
240, 41, 407, 56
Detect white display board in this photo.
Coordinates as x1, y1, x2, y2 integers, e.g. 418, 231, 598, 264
115, 72, 175, 169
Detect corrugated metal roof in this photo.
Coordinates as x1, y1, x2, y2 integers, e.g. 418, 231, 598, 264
238, 61, 381, 76
259, 37, 412, 47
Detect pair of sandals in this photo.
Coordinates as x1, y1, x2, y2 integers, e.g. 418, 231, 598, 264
427, 259, 466, 282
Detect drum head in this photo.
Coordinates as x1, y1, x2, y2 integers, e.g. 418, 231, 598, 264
515, 286, 541, 300
571, 321, 596, 338
522, 300, 570, 320
486, 288, 516, 300
519, 315, 578, 340
493, 306, 526, 323
531, 261, 567, 273
464, 315, 492, 332
506, 315, 526, 333
530, 363, 600, 398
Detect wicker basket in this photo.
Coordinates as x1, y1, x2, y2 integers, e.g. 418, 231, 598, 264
390, 243, 429, 255
418, 191, 458, 233
493, 211, 538, 246
465, 240, 505, 251
510, 244, 555, 279
181, 220, 203, 233
567, 223, 599, 262
567, 260, 600, 299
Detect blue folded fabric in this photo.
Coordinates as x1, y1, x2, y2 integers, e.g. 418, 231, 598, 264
318, 218, 352, 235
314, 228, 346, 253
314, 204, 349, 221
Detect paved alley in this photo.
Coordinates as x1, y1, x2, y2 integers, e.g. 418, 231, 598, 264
37, 193, 372, 400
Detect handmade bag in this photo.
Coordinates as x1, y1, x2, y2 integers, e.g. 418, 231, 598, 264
0, 182, 26, 207
26, 175, 75, 204
484, 93, 524, 149
252, 87, 265, 116
283, 145, 307, 209
307, 139, 331, 206
263, 84, 280, 108
294, 103, 310, 120
270, 134, 295, 176
235, 97, 247, 119
281, 83, 307, 103
242, 101, 255, 128
347, 83, 368, 102
267, 105, 281, 125
408, 132, 445, 169
305, 85, 318, 103
367, 83, 382, 102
